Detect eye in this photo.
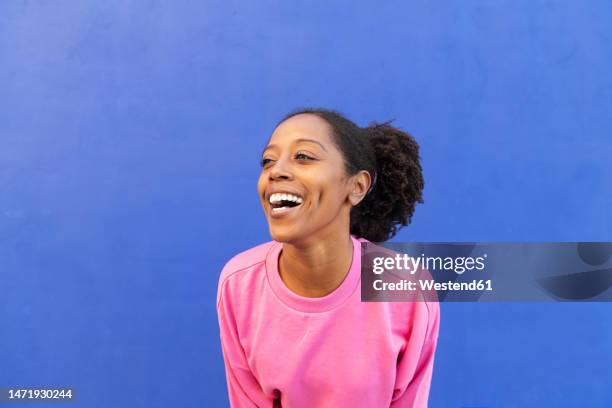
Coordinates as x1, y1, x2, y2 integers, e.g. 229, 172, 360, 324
295, 152, 314, 161
260, 158, 273, 168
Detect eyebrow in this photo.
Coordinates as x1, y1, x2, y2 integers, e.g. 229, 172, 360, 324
262, 138, 328, 155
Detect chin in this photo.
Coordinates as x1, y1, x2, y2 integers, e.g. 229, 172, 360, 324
268, 229, 294, 243
268, 226, 304, 243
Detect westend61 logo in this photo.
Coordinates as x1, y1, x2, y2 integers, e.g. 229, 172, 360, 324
372, 253, 488, 275
361, 242, 612, 302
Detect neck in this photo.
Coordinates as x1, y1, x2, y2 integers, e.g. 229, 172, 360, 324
278, 229, 354, 298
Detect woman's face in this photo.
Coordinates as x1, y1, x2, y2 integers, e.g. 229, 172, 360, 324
257, 114, 354, 244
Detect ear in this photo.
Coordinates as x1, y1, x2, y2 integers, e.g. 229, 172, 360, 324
348, 170, 372, 206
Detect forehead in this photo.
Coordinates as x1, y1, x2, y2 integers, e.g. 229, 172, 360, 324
268, 113, 335, 147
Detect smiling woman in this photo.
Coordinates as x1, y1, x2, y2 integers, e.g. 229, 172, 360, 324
216, 108, 439, 407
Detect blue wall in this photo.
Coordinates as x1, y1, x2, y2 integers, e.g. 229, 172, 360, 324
1, 1, 610, 407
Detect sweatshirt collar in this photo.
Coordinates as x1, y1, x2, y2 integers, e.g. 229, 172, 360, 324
265, 235, 362, 313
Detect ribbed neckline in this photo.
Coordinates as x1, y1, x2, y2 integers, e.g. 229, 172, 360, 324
265, 235, 362, 313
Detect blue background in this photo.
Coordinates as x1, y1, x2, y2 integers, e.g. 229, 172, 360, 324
1, 1, 611, 407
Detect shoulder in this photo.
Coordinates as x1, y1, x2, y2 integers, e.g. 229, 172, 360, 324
358, 236, 440, 340
216, 240, 277, 306
421, 297, 440, 341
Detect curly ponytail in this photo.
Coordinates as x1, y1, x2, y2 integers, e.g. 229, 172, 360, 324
280, 108, 424, 242
351, 122, 424, 242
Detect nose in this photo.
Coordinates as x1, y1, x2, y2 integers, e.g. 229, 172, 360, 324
269, 156, 293, 181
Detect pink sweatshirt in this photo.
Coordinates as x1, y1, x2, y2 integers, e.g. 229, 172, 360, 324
216, 235, 440, 408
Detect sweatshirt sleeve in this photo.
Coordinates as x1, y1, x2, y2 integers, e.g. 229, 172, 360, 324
390, 300, 440, 408
217, 291, 274, 407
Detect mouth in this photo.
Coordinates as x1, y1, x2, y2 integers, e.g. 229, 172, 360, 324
267, 192, 304, 219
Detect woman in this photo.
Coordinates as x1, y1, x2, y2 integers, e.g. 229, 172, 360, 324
216, 108, 440, 407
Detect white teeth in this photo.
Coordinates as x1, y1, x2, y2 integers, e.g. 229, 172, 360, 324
272, 207, 289, 213
269, 193, 304, 204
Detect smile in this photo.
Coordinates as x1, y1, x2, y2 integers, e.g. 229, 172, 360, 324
268, 193, 304, 217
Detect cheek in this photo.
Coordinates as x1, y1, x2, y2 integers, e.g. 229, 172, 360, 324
256, 174, 265, 195
256, 176, 268, 206
317, 182, 347, 210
